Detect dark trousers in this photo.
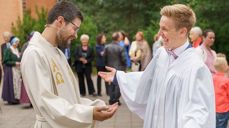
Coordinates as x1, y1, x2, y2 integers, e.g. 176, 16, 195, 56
109, 82, 121, 104
77, 68, 95, 95
96, 66, 109, 95
216, 111, 229, 128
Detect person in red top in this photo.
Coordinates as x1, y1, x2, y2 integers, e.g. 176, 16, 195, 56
213, 53, 229, 128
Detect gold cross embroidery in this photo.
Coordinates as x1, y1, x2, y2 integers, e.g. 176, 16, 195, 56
51, 59, 64, 85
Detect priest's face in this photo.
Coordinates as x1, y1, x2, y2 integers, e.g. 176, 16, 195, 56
57, 17, 81, 48
159, 16, 186, 50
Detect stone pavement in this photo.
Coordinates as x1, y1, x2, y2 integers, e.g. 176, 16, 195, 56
0, 96, 143, 128
0, 75, 143, 128
1, 75, 226, 128
1, 100, 229, 128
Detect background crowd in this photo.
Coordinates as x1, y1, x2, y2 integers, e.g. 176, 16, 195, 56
1, 25, 229, 127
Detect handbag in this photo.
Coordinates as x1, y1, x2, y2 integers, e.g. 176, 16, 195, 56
131, 62, 140, 71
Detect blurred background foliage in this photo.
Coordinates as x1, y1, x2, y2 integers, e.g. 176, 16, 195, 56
12, 0, 229, 59
12, 7, 47, 47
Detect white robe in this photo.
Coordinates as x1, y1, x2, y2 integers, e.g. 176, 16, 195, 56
116, 47, 216, 128
21, 32, 105, 128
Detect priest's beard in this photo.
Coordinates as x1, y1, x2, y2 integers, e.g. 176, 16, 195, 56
56, 29, 69, 49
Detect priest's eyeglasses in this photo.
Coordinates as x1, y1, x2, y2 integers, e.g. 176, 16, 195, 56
64, 18, 80, 33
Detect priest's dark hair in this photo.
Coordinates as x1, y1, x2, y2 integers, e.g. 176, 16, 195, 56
47, 1, 83, 24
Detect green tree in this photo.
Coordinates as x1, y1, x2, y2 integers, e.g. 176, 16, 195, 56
193, 0, 229, 59
11, 8, 47, 48
11, 11, 36, 46
72, 0, 229, 59
71, 0, 168, 40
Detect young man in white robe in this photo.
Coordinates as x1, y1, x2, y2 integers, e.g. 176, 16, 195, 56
99, 4, 215, 128
21, 1, 118, 128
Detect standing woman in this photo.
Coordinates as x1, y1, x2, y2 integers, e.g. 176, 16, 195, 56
136, 32, 151, 71
74, 34, 96, 96
129, 31, 151, 71
95, 33, 109, 96
2, 37, 21, 104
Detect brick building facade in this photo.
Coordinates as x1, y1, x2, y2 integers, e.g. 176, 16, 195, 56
0, 0, 56, 43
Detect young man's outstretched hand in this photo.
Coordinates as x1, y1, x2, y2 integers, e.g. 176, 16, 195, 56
98, 66, 117, 83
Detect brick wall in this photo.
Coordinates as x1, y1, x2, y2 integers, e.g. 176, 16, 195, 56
25, 0, 56, 19
0, 0, 23, 44
0, 0, 56, 43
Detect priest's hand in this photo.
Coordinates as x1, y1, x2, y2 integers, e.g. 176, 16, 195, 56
93, 103, 118, 121
98, 66, 116, 83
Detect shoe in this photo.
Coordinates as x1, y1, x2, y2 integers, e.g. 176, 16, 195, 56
8, 101, 19, 105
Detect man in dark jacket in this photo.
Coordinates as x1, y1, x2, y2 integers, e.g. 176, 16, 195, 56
104, 32, 126, 105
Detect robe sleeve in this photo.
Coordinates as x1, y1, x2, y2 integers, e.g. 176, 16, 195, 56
116, 48, 161, 119
21, 49, 95, 127
180, 65, 216, 128
116, 71, 146, 119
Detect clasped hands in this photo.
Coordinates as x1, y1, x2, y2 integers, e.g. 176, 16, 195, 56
79, 57, 87, 64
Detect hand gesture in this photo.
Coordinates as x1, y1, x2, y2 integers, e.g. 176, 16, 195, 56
131, 57, 137, 62
98, 66, 116, 83
93, 103, 118, 121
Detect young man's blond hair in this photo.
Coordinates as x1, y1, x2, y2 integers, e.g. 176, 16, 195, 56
160, 4, 196, 32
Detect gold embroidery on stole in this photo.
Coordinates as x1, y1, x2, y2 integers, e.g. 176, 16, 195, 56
51, 59, 64, 85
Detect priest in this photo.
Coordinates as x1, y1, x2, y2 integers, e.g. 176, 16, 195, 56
99, 4, 215, 128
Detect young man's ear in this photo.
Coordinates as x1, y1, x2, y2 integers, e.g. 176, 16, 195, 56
180, 27, 188, 37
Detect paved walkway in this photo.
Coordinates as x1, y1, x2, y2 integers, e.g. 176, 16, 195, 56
0, 76, 143, 128
0, 96, 143, 128
1, 75, 226, 128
